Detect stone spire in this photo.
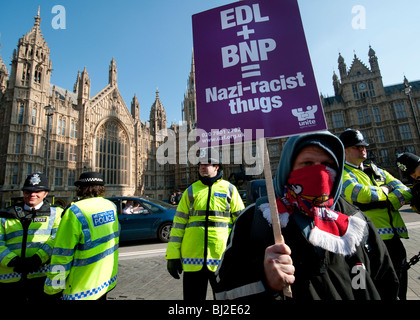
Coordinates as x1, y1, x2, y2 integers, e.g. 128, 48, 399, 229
0, 43, 9, 93
109, 57, 117, 87
150, 89, 167, 134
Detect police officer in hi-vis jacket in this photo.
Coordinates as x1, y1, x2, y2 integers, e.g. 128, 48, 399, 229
166, 148, 245, 300
0, 172, 62, 301
339, 129, 412, 300
44, 172, 119, 300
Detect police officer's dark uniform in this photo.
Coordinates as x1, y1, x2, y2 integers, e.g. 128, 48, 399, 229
397, 152, 420, 213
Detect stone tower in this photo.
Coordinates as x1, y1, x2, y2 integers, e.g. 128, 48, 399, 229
75, 67, 91, 106
332, 46, 384, 102
150, 89, 167, 136
322, 46, 420, 177
109, 57, 118, 87
0, 45, 8, 94
182, 53, 197, 128
0, 7, 53, 187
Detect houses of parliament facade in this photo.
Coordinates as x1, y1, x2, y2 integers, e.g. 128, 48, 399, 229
0, 11, 419, 207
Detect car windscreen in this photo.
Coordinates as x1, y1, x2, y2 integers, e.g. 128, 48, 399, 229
141, 198, 176, 210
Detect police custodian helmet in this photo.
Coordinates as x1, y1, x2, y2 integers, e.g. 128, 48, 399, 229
339, 129, 369, 149
74, 171, 105, 187
22, 172, 50, 192
397, 153, 420, 178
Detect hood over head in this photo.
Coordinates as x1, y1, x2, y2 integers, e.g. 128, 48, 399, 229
274, 131, 344, 207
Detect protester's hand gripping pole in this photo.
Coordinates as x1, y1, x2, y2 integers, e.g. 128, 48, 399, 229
262, 138, 293, 298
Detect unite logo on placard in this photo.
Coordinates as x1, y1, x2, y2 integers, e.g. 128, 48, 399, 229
291, 105, 318, 128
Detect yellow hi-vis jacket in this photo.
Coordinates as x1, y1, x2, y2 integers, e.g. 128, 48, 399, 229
342, 162, 412, 240
0, 202, 63, 283
166, 178, 245, 272
44, 197, 120, 300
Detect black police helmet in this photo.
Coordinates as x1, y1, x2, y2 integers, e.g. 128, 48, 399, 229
22, 172, 49, 192
339, 129, 369, 148
397, 153, 420, 177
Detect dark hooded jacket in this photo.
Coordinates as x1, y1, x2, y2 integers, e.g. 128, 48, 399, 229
214, 131, 399, 300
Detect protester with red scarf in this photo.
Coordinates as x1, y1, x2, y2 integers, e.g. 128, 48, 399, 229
214, 131, 399, 300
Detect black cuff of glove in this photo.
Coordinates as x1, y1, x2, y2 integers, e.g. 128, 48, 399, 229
11, 254, 42, 273
167, 259, 182, 279
26, 254, 42, 271
7, 256, 20, 268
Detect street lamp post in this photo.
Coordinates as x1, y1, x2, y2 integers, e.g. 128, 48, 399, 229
403, 76, 420, 140
44, 105, 55, 178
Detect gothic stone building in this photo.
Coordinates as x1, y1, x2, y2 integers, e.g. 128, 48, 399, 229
1, 12, 419, 207
322, 46, 420, 179
0, 12, 171, 206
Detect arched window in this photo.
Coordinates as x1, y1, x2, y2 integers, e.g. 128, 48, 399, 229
32, 106, 37, 125
18, 104, 24, 124
34, 67, 42, 83
95, 120, 128, 185
58, 117, 66, 135
70, 120, 77, 138
21, 63, 31, 86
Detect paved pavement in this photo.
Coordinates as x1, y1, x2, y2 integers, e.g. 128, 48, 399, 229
404, 225, 420, 300
107, 207, 420, 301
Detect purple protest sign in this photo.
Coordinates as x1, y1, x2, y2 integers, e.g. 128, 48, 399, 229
192, 0, 327, 146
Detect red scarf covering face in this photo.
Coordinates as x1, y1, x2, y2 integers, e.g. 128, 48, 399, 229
275, 164, 366, 256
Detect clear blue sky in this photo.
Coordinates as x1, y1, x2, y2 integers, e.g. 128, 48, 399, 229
1, 0, 419, 125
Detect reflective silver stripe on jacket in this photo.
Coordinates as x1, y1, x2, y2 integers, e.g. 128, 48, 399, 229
190, 210, 231, 217
215, 281, 266, 300
187, 185, 194, 211
186, 221, 232, 228
187, 183, 234, 215
225, 183, 234, 212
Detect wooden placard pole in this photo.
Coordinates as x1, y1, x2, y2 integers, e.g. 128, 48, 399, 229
262, 138, 293, 298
